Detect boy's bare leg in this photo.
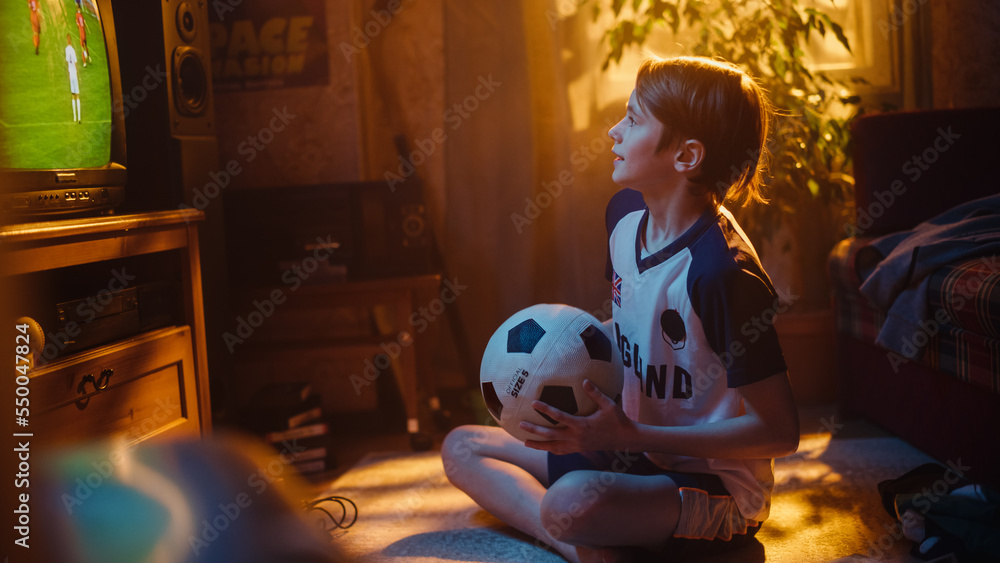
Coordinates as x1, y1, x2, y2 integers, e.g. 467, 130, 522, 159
442, 425, 593, 562
541, 469, 682, 552
442, 426, 681, 562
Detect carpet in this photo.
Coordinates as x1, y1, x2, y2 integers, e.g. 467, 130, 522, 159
315, 415, 940, 562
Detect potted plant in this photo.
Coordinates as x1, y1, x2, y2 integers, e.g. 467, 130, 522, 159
592, 0, 863, 402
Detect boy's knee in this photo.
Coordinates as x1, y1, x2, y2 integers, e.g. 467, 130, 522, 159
440, 425, 484, 481
540, 474, 602, 543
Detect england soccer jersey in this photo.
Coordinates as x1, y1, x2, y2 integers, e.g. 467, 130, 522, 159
605, 188, 787, 524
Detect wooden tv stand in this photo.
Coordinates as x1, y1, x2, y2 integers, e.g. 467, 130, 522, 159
1, 209, 212, 446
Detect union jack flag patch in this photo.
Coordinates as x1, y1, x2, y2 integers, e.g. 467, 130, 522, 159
612, 269, 622, 308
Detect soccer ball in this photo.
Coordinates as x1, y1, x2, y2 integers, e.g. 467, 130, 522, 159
480, 304, 623, 442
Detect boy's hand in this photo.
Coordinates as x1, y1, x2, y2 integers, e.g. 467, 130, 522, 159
520, 379, 634, 454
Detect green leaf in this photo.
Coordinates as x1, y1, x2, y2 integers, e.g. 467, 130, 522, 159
797, 62, 813, 81
666, 2, 680, 34
774, 54, 787, 77
627, 19, 639, 40
644, 0, 662, 18
829, 21, 852, 53
683, 0, 704, 27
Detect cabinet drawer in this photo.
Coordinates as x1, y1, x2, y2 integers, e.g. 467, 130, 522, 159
32, 326, 200, 446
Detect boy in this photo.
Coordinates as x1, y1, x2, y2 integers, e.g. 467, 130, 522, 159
443, 56, 799, 562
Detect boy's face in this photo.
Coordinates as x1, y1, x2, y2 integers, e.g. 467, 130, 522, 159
608, 90, 680, 192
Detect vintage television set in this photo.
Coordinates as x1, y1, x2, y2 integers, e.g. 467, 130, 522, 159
0, 0, 126, 219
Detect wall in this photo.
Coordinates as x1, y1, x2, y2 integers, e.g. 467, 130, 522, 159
212, 1, 362, 188
355, 0, 445, 208
931, 0, 1000, 108
210, 0, 446, 197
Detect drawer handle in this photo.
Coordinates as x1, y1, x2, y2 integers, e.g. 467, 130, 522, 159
96, 368, 113, 390
80, 368, 114, 393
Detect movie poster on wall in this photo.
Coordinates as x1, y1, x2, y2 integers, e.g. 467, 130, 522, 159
209, 0, 328, 92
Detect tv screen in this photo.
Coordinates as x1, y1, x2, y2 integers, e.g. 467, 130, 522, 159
0, 0, 126, 219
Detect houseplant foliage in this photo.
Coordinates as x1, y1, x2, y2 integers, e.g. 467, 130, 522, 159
593, 0, 862, 309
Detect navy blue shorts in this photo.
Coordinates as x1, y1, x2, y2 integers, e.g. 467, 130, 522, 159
546, 451, 762, 556
547, 450, 728, 492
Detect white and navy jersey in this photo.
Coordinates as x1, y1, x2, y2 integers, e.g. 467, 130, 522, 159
605, 188, 787, 524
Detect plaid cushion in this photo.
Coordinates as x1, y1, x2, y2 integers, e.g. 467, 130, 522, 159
833, 292, 884, 343
929, 256, 1000, 338
936, 325, 1000, 393
826, 238, 864, 293
831, 242, 1000, 395
834, 292, 1000, 394
828, 238, 872, 295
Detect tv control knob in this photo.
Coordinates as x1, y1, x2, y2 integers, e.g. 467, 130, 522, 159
14, 317, 44, 371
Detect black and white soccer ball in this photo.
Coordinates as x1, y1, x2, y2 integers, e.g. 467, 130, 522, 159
480, 304, 623, 442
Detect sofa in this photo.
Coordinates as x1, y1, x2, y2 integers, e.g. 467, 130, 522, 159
828, 107, 1000, 487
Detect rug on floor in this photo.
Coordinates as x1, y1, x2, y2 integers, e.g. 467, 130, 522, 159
315, 419, 939, 562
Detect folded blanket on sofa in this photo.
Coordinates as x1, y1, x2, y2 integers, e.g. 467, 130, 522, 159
859, 193, 1000, 359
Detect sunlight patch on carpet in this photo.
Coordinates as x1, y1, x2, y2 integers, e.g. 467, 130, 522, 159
313, 451, 563, 562
315, 423, 937, 563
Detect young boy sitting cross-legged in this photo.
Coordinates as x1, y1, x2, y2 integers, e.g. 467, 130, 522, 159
443, 55, 799, 563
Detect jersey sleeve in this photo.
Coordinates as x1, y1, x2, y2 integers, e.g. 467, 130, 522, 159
691, 266, 787, 387
604, 188, 646, 281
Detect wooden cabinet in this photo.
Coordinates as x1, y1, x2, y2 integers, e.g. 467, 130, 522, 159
1, 210, 212, 446
31, 326, 199, 445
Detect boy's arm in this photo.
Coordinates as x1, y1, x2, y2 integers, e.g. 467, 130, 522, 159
627, 371, 799, 459
524, 370, 799, 460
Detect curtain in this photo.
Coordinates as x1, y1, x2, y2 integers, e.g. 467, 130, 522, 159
440, 1, 626, 371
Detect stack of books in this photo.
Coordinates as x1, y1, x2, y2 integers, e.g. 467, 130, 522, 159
242, 381, 331, 476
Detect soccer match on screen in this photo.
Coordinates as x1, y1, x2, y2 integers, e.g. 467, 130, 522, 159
0, 0, 113, 170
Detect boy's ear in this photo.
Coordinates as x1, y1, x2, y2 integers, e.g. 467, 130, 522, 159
673, 139, 705, 176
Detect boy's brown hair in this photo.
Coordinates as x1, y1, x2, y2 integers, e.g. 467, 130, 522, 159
635, 56, 773, 206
